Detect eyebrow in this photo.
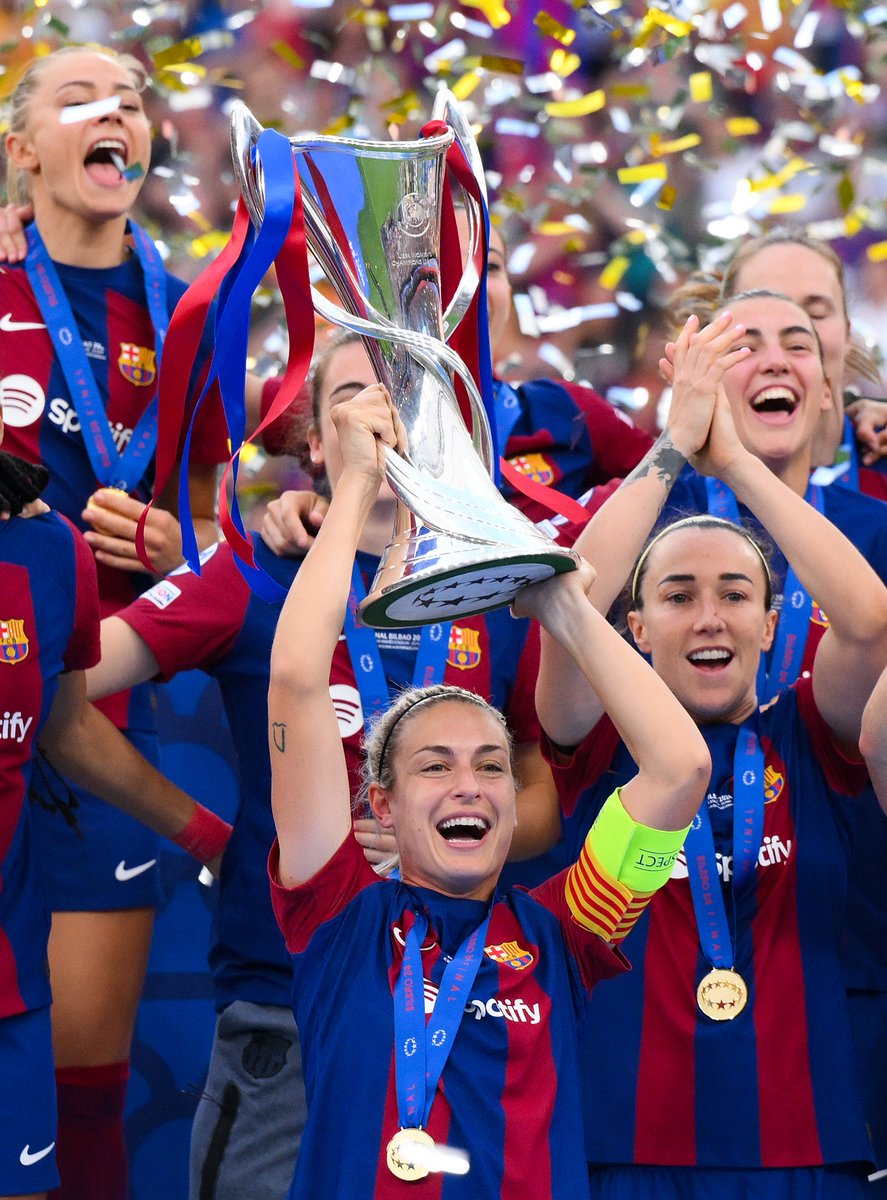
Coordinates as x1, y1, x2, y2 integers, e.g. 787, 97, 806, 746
740, 324, 816, 341
328, 380, 373, 401
413, 744, 507, 757
55, 80, 140, 97
657, 571, 756, 587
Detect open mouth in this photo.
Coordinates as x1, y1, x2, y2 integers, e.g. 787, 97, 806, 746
84, 139, 128, 186
749, 386, 799, 424
687, 648, 734, 671
436, 816, 490, 844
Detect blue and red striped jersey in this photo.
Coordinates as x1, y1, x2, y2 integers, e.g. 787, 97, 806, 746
270, 832, 627, 1200
117, 535, 541, 1013
0, 510, 100, 1017
0, 255, 227, 727
547, 676, 873, 1169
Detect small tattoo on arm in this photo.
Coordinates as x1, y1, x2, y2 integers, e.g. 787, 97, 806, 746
624, 433, 686, 491
272, 722, 287, 753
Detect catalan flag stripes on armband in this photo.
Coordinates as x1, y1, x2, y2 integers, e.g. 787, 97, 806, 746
565, 840, 655, 944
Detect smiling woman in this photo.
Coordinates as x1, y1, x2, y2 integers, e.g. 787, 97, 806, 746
534, 309, 887, 1199
0, 44, 231, 1200
265, 379, 709, 1199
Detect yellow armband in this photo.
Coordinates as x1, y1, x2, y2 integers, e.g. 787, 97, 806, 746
565, 788, 689, 943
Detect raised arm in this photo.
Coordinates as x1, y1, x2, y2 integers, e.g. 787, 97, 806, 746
515, 567, 710, 834
268, 384, 402, 888
536, 312, 749, 747
859, 663, 887, 814
704, 393, 887, 745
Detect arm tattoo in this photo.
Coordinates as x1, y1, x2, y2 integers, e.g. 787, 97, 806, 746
622, 432, 686, 493
272, 722, 287, 753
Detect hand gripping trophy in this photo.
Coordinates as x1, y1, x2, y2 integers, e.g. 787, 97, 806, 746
230, 91, 577, 627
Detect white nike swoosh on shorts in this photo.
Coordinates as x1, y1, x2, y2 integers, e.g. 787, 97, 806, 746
114, 858, 158, 882
0, 313, 46, 332
20, 1142, 55, 1166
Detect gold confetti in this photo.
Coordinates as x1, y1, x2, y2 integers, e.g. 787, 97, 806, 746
535, 12, 576, 45
463, 0, 512, 28
452, 71, 482, 100
642, 6, 693, 37
545, 89, 605, 117
271, 41, 305, 72
837, 174, 855, 213
725, 117, 761, 136
599, 256, 630, 289
650, 132, 702, 156
539, 220, 582, 235
689, 72, 712, 102
609, 84, 650, 100
748, 157, 812, 192
768, 194, 807, 215
656, 185, 677, 210
617, 163, 668, 183
550, 48, 582, 76
866, 241, 887, 263
153, 37, 204, 69
467, 54, 524, 74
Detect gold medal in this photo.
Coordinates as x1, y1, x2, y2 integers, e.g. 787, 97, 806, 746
696, 967, 748, 1020
386, 1128, 434, 1181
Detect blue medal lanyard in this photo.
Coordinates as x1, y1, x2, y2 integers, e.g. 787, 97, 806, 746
24, 221, 168, 492
685, 723, 765, 972
392, 902, 493, 1130
344, 563, 452, 735
704, 478, 825, 705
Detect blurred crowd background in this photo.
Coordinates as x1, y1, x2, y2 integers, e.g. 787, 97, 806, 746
2, 0, 886, 503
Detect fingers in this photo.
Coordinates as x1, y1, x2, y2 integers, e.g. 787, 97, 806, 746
353, 817, 398, 866
261, 490, 327, 556
0, 204, 32, 263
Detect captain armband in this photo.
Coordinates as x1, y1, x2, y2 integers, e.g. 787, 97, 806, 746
564, 788, 689, 944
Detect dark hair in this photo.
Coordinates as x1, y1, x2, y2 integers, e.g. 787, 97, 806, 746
629, 515, 774, 612
0, 451, 49, 516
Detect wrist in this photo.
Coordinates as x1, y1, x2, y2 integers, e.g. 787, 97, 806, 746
173, 803, 232, 864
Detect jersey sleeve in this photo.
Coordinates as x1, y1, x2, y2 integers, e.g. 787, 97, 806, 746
560, 382, 653, 481
258, 376, 309, 458
117, 541, 249, 679
527, 872, 629, 992
504, 619, 541, 745
269, 831, 379, 954
541, 714, 621, 817
60, 516, 101, 672
794, 674, 869, 796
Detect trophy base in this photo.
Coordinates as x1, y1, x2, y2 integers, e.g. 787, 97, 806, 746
358, 549, 577, 628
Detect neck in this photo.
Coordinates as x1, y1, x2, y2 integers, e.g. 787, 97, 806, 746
759, 451, 811, 497
32, 204, 130, 268
694, 692, 758, 728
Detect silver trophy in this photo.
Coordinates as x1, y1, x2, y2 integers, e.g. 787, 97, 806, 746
230, 91, 577, 628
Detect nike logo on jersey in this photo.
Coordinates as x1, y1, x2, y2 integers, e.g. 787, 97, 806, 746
115, 859, 157, 882
20, 1142, 55, 1166
0, 313, 46, 332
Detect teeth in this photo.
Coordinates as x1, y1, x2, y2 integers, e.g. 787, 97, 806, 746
751, 387, 796, 409
439, 817, 488, 832
689, 649, 731, 663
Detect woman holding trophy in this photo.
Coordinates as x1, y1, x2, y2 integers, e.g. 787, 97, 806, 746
265, 371, 709, 1198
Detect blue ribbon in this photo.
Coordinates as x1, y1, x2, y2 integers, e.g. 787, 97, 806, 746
685, 722, 764, 971
176, 128, 298, 598
24, 221, 168, 491
493, 378, 522, 451
703, 477, 825, 704
344, 563, 451, 734
392, 902, 492, 1130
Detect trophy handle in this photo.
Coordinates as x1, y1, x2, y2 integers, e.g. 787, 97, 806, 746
310, 288, 495, 476
431, 89, 488, 342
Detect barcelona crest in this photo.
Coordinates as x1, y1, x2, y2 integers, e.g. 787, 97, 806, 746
448, 625, 481, 671
506, 452, 555, 487
810, 600, 830, 628
118, 343, 157, 386
764, 764, 785, 804
0, 618, 28, 663
484, 940, 535, 970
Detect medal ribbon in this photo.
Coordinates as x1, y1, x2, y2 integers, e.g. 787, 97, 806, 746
704, 477, 824, 703
24, 221, 168, 491
345, 564, 451, 734
811, 414, 859, 490
685, 723, 764, 971
392, 904, 492, 1130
